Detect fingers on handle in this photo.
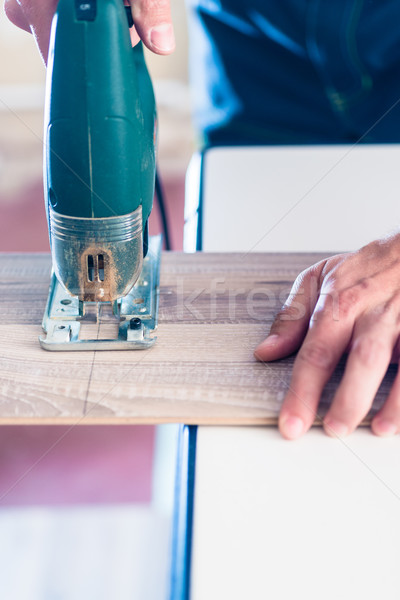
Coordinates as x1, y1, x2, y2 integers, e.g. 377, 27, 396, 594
5, 0, 59, 63
254, 263, 324, 362
130, 0, 175, 54
4, 0, 31, 32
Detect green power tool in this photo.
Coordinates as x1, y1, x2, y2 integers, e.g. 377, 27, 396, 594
39, 0, 161, 351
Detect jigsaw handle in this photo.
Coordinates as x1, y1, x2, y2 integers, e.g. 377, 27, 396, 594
44, 0, 156, 223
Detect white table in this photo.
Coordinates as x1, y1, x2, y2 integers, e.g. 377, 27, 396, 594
191, 427, 400, 600
181, 145, 400, 600
184, 145, 400, 253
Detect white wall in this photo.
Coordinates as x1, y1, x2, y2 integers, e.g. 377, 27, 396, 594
0, 2, 189, 88
0, 2, 193, 195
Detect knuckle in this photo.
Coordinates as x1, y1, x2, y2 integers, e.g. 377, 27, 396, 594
322, 253, 347, 274
273, 303, 303, 325
289, 269, 308, 295
337, 287, 362, 318
311, 293, 337, 322
297, 265, 313, 282
380, 292, 400, 322
292, 263, 321, 293
309, 258, 329, 284
133, 0, 171, 19
358, 278, 370, 291
351, 336, 388, 368
298, 341, 335, 370
322, 272, 340, 293
361, 238, 384, 258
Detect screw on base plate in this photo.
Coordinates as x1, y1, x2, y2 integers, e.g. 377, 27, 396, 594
129, 317, 142, 330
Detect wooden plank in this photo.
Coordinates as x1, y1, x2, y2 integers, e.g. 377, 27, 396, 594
0, 253, 394, 424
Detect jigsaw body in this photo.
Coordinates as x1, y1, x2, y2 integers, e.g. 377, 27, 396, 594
40, 0, 161, 351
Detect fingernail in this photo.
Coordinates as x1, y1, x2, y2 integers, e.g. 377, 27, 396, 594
373, 419, 397, 437
280, 415, 304, 440
254, 335, 280, 360
324, 419, 348, 438
260, 334, 280, 347
255, 334, 279, 352
149, 23, 175, 52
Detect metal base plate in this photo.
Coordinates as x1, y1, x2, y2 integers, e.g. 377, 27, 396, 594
39, 236, 162, 351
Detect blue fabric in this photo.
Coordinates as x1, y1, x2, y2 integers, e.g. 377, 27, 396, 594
187, 0, 400, 144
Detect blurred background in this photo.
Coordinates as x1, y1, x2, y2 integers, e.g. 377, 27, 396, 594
0, 3, 194, 598
0, 0, 194, 251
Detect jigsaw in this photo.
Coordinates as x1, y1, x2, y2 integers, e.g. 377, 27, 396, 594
39, 0, 161, 350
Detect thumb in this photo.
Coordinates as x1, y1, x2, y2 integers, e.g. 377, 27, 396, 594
4, 0, 59, 64
129, 0, 175, 55
254, 261, 326, 362
4, 0, 31, 33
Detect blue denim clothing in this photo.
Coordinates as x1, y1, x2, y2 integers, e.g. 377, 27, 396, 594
187, 0, 400, 144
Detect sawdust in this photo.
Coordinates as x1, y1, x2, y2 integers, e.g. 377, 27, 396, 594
78, 245, 119, 303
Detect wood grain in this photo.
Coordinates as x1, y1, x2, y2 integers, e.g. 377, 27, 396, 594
0, 253, 394, 424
